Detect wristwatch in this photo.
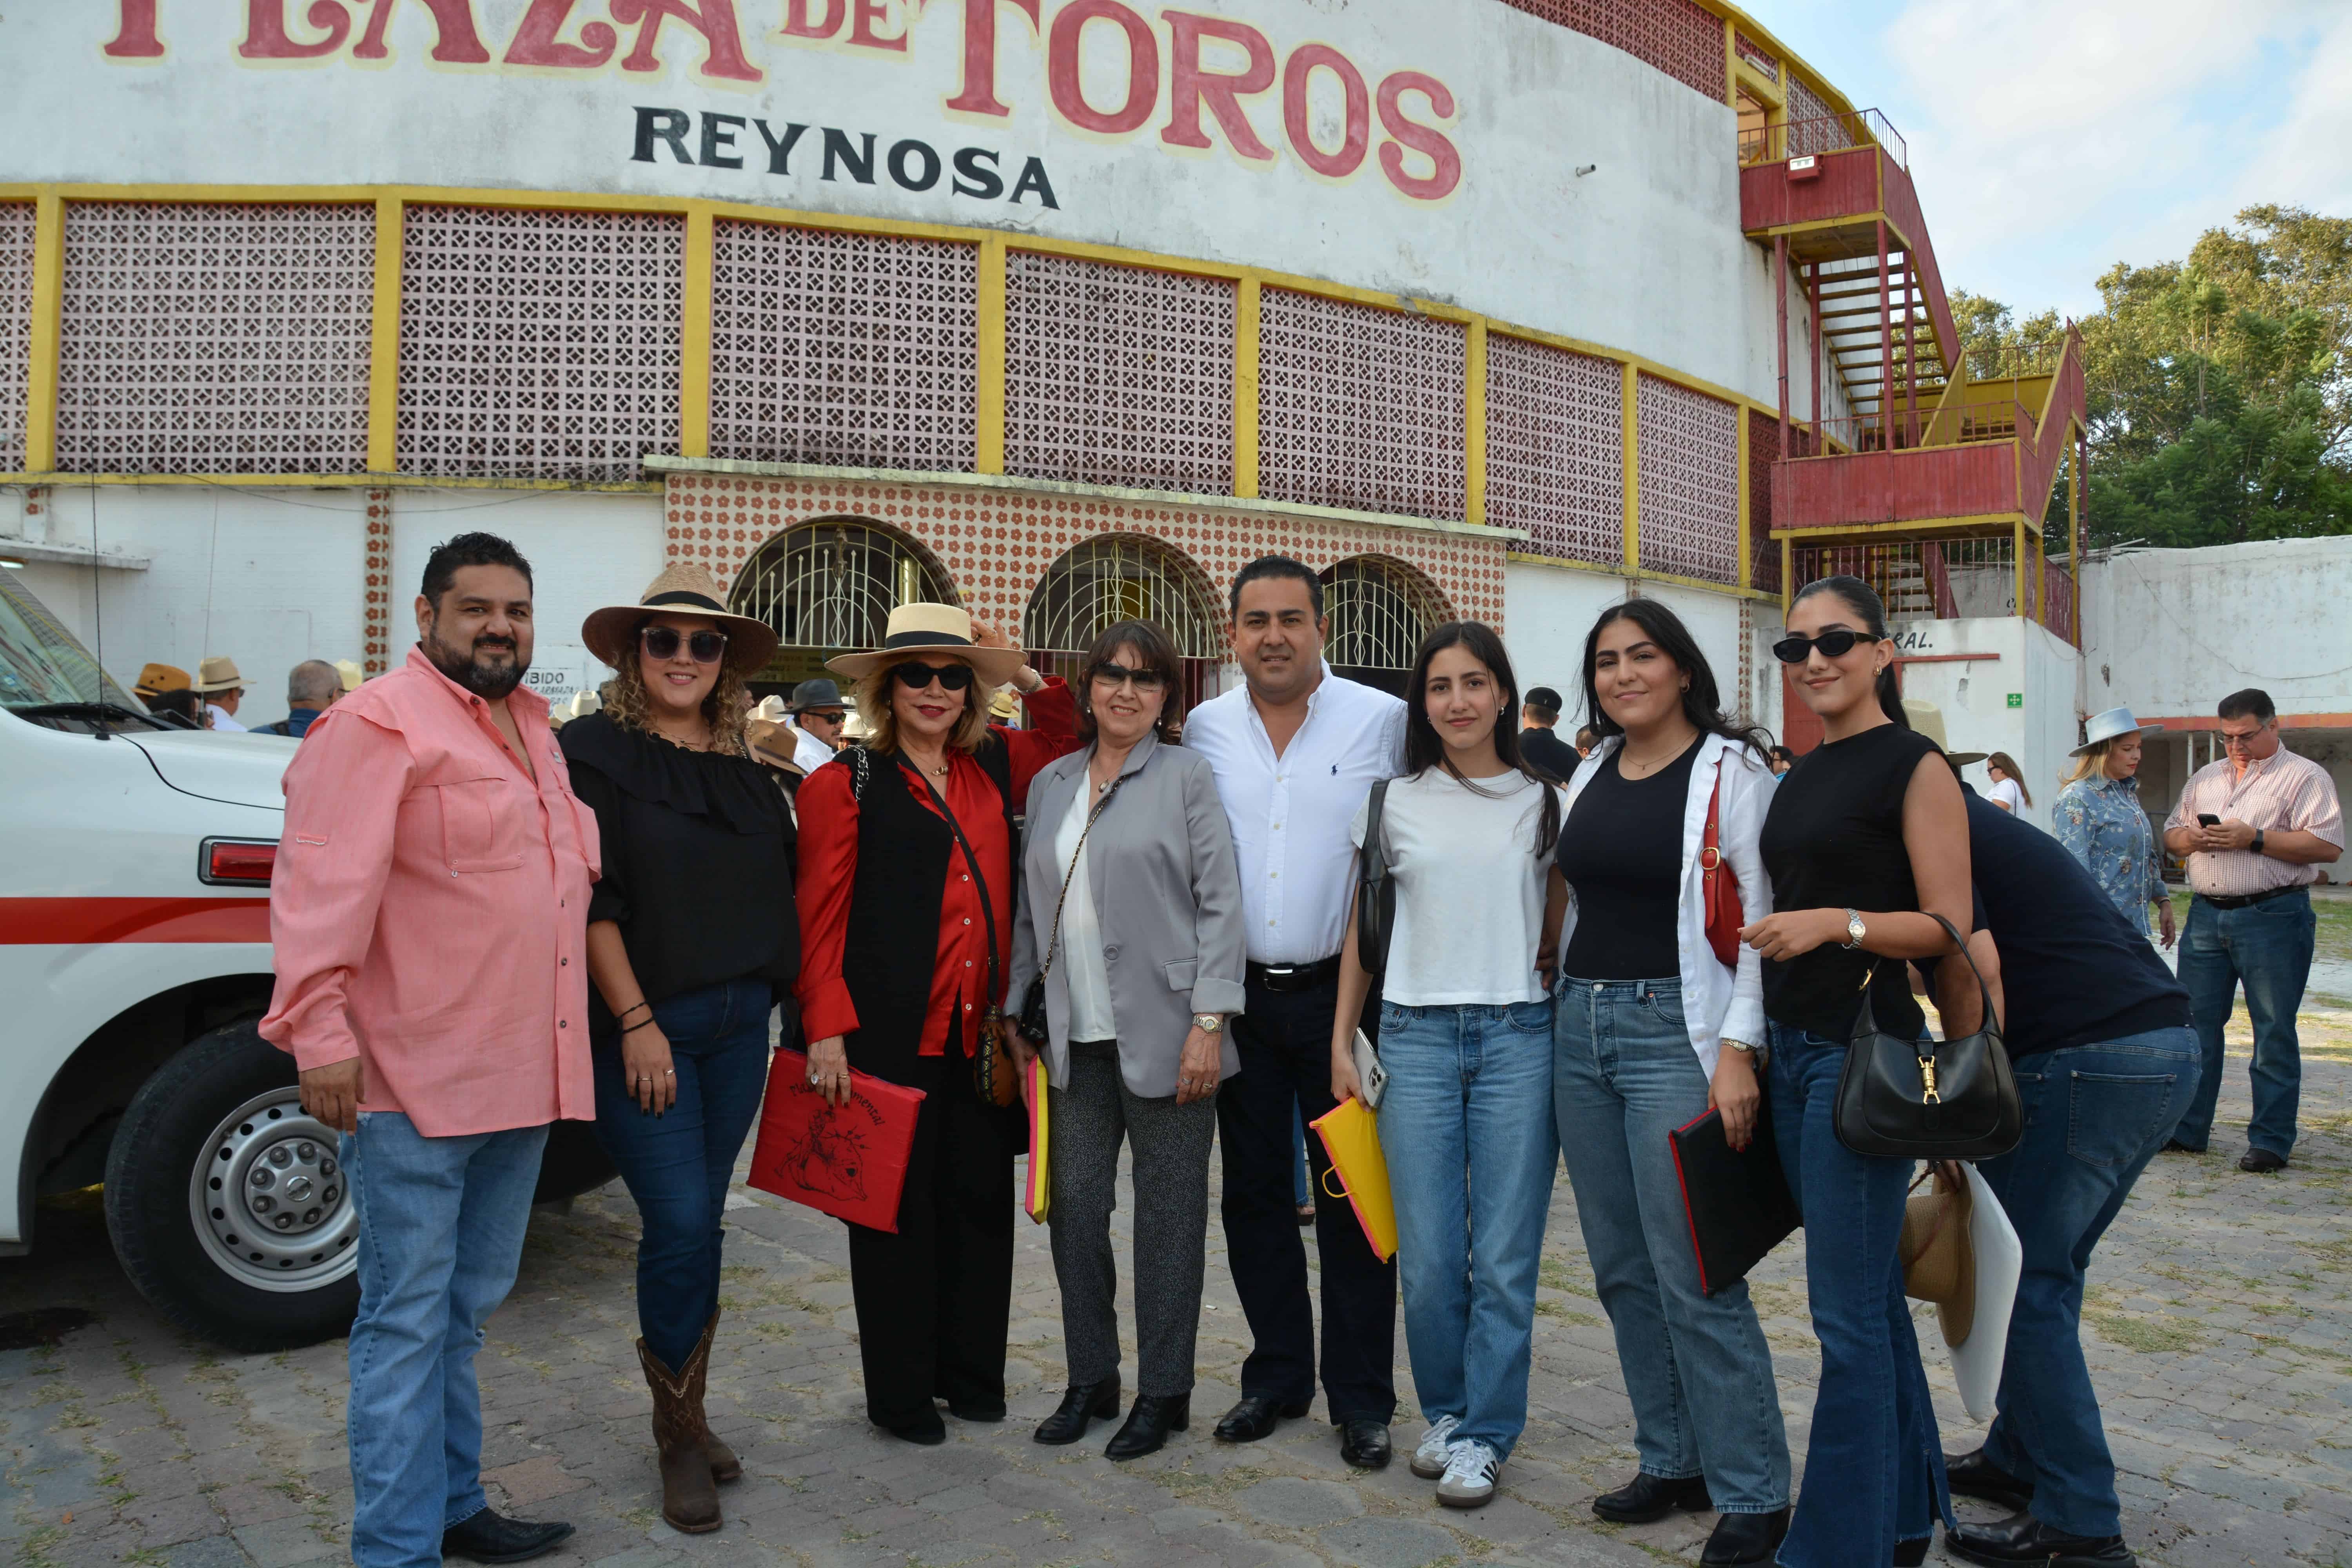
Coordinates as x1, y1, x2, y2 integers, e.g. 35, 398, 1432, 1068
1192, 1013, 1225, 1034
2252, 828, 2267, 855
1842, 908, 1867, 950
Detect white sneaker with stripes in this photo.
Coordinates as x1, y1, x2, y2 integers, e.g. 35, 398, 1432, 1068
1437, 1439, 1501, 1508
1408, 1415, 1461, 1479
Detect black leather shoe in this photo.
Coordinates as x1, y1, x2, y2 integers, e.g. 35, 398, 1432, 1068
441, 1508, 575, 1564
1947, 1512, 2137, 1566
947, 1397, 1006, 1422
1591, 1471, 1711, 1523
1893, 1539, 1930, 1567
882, 1410, 947, 1446
1034, 1378, 1121, 1445
2240, 1147, 2287, 1173
1701, 1508, 1788, 1566
1945, 1448, 2034, 1513
1213, 1394, 1310, 1443
2161, 1139, 2200, 1154
1337, 1419, 1391, 1470
1105, 1392, 1190, 1460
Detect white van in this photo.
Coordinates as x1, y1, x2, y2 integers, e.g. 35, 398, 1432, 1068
0, 572, 608, 1349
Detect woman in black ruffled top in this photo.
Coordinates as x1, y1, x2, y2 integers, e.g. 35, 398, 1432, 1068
561, 566, 796, 1537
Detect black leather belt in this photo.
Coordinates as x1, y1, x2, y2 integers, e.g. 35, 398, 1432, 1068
1246, 956, 1343, 993
2197, 885, 2304, 911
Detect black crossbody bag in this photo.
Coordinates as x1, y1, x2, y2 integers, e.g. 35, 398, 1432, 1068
1833, 912, 2022, 1160
1353, 778, 1396, 976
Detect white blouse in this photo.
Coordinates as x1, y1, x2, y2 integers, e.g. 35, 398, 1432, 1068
1050, 776, 1119, 1044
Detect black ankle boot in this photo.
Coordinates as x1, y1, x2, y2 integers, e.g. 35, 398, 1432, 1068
1591, 1471, 1712, 1523
1104, 1392, 1190, 1460
1701, 1508, 1788, 1566
1033, 1377, 1121, 1445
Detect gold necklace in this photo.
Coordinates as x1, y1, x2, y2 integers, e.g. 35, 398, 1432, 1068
1621, 733, 1694, 777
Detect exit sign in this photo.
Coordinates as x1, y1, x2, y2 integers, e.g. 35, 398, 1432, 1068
2006, 693, 2023, 708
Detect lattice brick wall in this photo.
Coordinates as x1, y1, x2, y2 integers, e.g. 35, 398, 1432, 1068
363, 490, 394, 676
1259, 289, 1465, 522
710, 222, 977, 473
1500, 0, 1726, 100
0, 205, 33, 472
1747, 408, 1782, 593
1637, 374, 1739, 584
56, 202, 373, 475
1005, 252, 1234, 494
1486, 333, 1625, 567
1733, 31, 1778, 82
662, 474, 1502, 637
1785, 76, 1843, 158
398, 205, 681, 481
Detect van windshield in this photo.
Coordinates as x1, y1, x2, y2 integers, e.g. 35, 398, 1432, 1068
0, 572, 147, 713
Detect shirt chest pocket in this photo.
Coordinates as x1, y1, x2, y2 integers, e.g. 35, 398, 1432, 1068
434, 775, 529, 873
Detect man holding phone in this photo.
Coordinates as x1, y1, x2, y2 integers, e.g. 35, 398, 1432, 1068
2161, 688, 2343, 1171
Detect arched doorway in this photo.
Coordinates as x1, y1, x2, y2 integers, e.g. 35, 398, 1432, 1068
1024, 534, 1227, 713
729, 520, 958, 698
1320, 556, 1445, 696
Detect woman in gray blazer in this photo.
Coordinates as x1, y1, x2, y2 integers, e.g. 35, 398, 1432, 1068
1006, 618, 1247, 1462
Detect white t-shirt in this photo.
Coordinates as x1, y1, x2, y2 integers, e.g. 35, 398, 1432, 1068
1986, 777, 2024, 813
207, 703, 246, 733
1349, 768, 1565, 1007
1050, 777, 1119, 1043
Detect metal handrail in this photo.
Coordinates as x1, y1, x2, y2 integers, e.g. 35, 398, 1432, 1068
1797, 398, 2031, 456
1737, 109, 1907, 171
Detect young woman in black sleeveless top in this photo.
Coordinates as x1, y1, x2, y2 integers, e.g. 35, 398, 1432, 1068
1742, 575, 1975, 1568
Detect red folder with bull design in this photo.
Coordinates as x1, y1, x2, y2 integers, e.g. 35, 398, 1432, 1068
749, 1048, 926, 1233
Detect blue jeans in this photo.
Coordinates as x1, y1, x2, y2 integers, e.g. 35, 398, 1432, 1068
1375, 999, 1558, 1461
1768, 1023, 1951, 1568
341, 1112, 550, 1568
592, 978, 773, 1370
1553, 978, 1789, 1513
1976, 1028, 2199, 1537
2173, 889, 2314, 1158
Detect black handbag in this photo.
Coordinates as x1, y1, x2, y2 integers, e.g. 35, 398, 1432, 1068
1353, 778, 1396, 976
1832, 912, 2022, 1161
1016, 774, 1126, 1044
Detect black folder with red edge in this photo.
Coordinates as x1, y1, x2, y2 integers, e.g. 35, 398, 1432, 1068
1667, 1104, 1801, 1296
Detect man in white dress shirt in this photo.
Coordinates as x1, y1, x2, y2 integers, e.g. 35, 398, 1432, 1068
785, 677, 848, 773
1183, 557, 1407, 1472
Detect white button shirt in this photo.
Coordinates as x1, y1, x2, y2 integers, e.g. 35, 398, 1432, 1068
789, 722, 835, 775
1184, 665, 1408, 965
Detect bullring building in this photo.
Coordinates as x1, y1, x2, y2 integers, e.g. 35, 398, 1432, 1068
0, 0, 2087, 779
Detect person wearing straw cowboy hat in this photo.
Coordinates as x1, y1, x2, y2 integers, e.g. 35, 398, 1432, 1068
556, 564, 799, 1535
791, 602, 1079, 1444
2053, 707, 2174, 949
189, 654, 249, 731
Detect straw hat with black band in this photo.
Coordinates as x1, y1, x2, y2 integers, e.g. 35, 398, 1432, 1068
581, 564, 780, 677
745, 695, 802, 772
826, 603, 1030, 688
1901, 697, 1988, 768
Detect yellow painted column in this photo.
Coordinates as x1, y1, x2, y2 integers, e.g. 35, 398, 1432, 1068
1735, 409, 1752, 589
1621, 362, 1640, 572
678, 206, 713, 460
1780, 536, 1793, 617
25, 193, 65, 474
1465, 318, 1487, 527
2013, 518, 2028, 623
366, 196, 403, 475
1234, 275, 1261, 499
976, 236, 1007, 475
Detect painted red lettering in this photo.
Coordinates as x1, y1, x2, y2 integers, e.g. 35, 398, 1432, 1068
104, 0, 165, 58
780, 0, 846, 40
845, 0, 907, 52
940, 0, 1040, 118
354, 0, 492, 62
1281, 44, 1368, 179
1047, 0, 1157, 137
503, 0, 617, 68
1161, 11, 1274, 160
610, 0, 763, 82
1377, 71, 1461, 201
239, 0, 352, 59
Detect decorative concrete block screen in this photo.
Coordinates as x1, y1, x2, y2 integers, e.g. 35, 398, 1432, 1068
710, 222, 977, 473
1258, 289, 1466, 521
1748, 408, 1782, 592
1637, 373, 1740, 584
1005, 252, 1234, 494
1502, 0, 1726, 100
56, 202, 372, 474
1486, 332, 1625, 566
1785, 77, 1844, 158
399, 205, 681, 480
0, 204, 33, 472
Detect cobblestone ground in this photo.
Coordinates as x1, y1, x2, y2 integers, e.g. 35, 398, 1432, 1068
6, 1009, 2350, 1568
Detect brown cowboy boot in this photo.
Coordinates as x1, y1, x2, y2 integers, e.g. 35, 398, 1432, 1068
637, 1337, 721, 1534
690, 1311, 741, 1483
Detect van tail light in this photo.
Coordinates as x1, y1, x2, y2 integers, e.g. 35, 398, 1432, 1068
200, 838, 278, 886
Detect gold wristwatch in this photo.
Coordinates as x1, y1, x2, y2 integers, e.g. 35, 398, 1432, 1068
1192, 1013, 1224, 1034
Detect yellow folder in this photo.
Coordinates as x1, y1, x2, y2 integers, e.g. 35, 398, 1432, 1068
1310, 1097, 1397, 1262
1024, 1054, 1050, 1224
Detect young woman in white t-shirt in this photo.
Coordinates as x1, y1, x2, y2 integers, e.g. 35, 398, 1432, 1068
1984, 751, 2031, 815
1328, 621, 1567, 1511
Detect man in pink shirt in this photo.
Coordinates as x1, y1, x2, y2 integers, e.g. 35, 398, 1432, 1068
261, 533, 600, 1568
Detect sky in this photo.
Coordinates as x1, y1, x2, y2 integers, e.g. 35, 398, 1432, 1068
1749, 0, 2352, 319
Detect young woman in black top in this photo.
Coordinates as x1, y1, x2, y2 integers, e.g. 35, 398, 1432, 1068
1742, 575, 1975, 1568
561, 567, 798, 1536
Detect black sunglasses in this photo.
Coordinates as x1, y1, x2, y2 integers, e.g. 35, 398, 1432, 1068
799, 709, 848, 725
1089, 661, 1168, 692
889, 660, 975, 693
1771, 629, 1881, 664
641, 625, 728, 664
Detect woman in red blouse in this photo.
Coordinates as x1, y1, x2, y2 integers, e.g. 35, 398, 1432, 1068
795, 604, 1078, 1445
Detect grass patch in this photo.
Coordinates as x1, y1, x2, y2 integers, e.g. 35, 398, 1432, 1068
1535, 1300, 1603, 1328
2087, 1309, 2207, 1354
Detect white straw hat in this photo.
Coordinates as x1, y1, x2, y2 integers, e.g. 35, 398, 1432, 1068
580, 564, 779, 676
1901, 698, 1987, 768
825, 603, 1025, 687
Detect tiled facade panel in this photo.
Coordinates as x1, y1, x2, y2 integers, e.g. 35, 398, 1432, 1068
398, 205, 682, 481
1748, 408, 1782, 593
1486, 333, 1625, 567
1004, 252, 1234, 494
1785, 76, 1844, 158
710, 223, 978, 473
0, 204, 33, 473
1501, 0, 1726, 100
1258, 289, 1466, 522
56, 202, 372, 475
1637, 373, 1740, 584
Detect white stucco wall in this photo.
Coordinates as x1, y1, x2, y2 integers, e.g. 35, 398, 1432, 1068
2080, 537, 2352, 724
1500, 560, 1769, 736
1879, 615, 2082, 831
